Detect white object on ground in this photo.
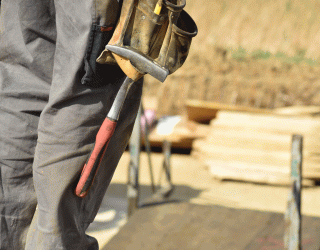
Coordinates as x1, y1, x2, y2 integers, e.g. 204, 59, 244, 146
156, 116, 182, 135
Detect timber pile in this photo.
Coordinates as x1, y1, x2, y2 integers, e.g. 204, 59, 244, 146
192, 107, 320, 185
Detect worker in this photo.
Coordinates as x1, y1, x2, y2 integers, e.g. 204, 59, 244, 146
0, 0, 143, 249
0, 0, 197, 248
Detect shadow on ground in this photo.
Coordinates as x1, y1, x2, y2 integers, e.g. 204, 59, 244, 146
87, 182, 203, 233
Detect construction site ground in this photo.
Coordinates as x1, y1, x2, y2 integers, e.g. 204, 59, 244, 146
86, 150, 320, 249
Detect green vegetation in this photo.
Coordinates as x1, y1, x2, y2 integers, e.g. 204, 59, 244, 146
286, 0, 292, 11
231, 47, 248, 61
230, 47, 319, 66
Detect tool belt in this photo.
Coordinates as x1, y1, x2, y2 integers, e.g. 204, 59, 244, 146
97, 0, 197, 82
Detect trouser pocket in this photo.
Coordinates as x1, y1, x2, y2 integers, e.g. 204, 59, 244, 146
81, 24, 125, 88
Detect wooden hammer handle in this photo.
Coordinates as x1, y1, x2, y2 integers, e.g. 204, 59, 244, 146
112, 53, 143, 81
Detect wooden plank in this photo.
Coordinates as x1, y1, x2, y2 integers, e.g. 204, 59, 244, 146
274, 106, 320, 116
202, 127, 320, 155
193, 138, 320, 168
205, 159, 315, 186
193, 141, 291, 166
185, 100, 273, 123
212, 111, 320, 136
147, 133, 194, 149
204, 129, 292, 152
103, 202, 320, 250
145, 121, 210, 149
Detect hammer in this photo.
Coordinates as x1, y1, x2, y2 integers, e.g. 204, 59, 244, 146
75, 47, 168, 198
75, 75, 134, 197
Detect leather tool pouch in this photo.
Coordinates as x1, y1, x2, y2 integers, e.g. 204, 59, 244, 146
97, 0, 197, 79
130, 0, 169, 56
155, 7, 197, 74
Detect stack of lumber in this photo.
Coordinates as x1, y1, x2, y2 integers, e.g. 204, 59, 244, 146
192, 107, 320, 185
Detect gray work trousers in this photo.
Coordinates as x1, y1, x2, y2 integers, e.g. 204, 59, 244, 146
0, 0, 142, 249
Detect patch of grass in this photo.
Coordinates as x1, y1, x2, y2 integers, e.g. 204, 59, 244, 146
273, 50, 319, 66
286, 0, 292, 11
231, 47, 248, 61
228, 47, 320, 66
251, 50, 272, 60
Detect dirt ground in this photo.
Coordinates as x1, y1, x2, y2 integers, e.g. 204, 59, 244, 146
88, 151, 320, 248
116, 151, 320, 216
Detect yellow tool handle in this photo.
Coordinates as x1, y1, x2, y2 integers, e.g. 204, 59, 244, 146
154, 0, 163, 15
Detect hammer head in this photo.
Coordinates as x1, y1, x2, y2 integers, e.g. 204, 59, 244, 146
106, 45, 169, 82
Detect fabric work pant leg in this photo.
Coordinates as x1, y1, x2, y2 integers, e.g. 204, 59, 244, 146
0, 0, 142, 249
0, 0, 56, 249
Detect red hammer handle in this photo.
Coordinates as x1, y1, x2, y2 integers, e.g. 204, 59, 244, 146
75, 117, 117, 198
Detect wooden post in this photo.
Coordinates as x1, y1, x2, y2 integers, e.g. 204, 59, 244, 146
284, 134, 303, 250
162, 140, 172, 186
141, 105, 155, 193
127, 105, 141, 217
155, 140, 174, 198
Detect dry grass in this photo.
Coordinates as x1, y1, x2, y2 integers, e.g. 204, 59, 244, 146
143, 0, 320, 116
190, 0, 320, 59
